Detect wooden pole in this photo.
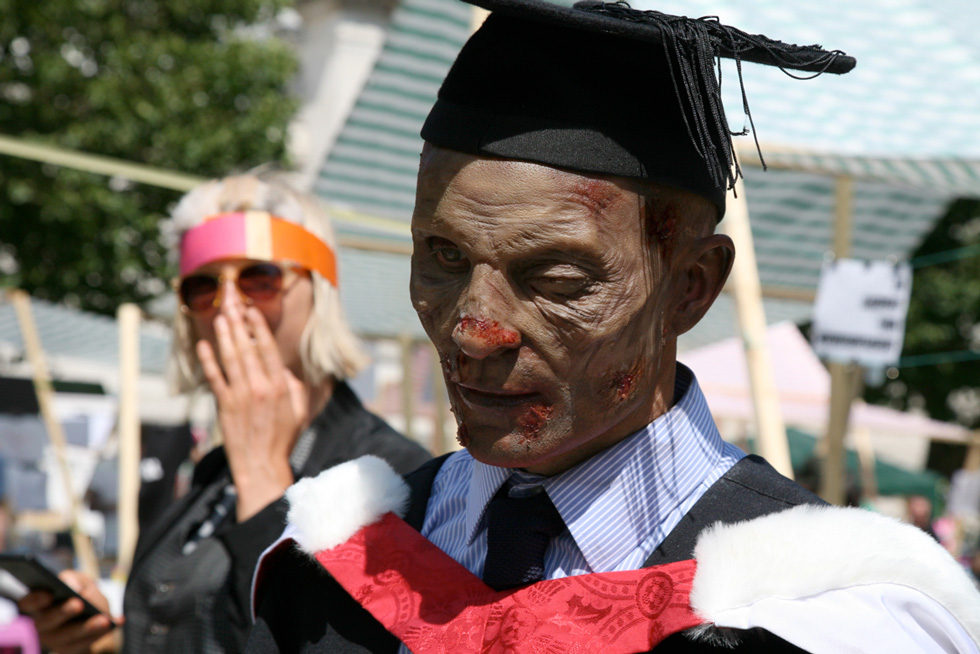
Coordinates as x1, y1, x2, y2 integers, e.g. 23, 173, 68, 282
399, 335, 415, 442
821, 175, 859, 505
852, 417, 878, 500
963, 431, 980, 471
832, 176, 855, 257
821, 363, 862, 503
0, 131, 413, 245
8, 289, 99, 577
115, 304, 141, 579
722, 179, 794, 479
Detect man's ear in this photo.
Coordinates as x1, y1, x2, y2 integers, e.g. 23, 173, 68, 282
669, 234, 735, 336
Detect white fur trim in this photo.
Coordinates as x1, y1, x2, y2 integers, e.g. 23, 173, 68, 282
690, 505, 980, 647
709, 583, 978, 653
285, 455, 410, 554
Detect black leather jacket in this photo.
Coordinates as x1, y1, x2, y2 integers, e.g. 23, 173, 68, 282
122, 383, 430, 654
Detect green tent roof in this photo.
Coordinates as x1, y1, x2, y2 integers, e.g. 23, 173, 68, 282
750, 427, 947, 508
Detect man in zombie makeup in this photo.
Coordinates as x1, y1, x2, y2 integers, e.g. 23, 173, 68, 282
246, 1, 980, 651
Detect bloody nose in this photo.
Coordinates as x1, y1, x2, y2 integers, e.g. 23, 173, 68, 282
452, 317, 521, 359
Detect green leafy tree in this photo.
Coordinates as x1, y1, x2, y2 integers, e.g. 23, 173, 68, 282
865, 199, 980, 432
0, 0, 297, 313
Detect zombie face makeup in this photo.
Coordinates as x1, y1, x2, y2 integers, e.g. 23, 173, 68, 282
410, 147, 707, 475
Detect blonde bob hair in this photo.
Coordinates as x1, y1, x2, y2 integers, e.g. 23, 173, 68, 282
166, 173, 367, 393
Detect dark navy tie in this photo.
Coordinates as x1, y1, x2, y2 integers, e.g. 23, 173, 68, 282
482, 484, 566, 591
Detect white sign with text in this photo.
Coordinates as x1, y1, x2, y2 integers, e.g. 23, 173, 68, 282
810, 258, 912, 366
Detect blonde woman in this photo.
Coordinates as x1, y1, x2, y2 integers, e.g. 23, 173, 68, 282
21, 174, 430, 653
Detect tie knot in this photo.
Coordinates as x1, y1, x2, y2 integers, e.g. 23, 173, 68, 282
488, 486, 565, 537
482, 485, 566, 590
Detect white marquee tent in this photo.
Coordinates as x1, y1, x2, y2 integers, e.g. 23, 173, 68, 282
681, 322, 971, 470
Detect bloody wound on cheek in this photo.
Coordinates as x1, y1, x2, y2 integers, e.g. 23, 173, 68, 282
517, 404, 553, 440
457, 317, 520, 347
612, 365, 643, 402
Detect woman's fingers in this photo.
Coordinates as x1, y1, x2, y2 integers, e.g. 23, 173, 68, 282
247, 307, 286, 380
227, 305, 268, 392
213, 312, 246, 392
204, 306, 289, 401
197, 339, 229, 400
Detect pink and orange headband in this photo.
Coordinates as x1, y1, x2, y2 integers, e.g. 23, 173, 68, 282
179, 211, 337, 286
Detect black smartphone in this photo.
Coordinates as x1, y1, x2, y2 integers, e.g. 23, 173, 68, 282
0, 554, 114, 625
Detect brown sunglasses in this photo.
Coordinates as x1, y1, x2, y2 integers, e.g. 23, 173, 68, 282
176, 262, 307, 313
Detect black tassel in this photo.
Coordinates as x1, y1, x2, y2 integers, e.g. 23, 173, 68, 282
576, 1, 850, 193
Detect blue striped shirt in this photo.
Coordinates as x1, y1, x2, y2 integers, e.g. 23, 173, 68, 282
420, 364, 745, 579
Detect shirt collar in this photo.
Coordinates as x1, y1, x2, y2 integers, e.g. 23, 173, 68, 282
462, 364, 729, 570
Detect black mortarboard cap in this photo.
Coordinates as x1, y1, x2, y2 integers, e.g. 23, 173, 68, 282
422, 0, 856, 216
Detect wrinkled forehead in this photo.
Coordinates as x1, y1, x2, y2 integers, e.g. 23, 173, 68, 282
415, 144, 642, 216
414, 145, 719, 257
411, 146, 668, 278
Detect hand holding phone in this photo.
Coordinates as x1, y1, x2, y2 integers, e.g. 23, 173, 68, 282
1, 555, 119, 653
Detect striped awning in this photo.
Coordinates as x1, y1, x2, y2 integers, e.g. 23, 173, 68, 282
0, 296, 171, 375
315, 0, 470, 235
747, 147, 980, 200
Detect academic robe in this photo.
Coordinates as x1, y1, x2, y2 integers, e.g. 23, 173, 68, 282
246, 454, 823, 652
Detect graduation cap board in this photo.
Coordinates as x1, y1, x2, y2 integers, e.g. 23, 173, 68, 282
422, 0, 856, 215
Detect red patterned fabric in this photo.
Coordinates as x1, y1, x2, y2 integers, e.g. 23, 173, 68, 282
312, 513, 702, 653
